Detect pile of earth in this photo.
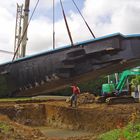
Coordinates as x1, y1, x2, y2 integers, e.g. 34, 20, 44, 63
66, 92, 95, 104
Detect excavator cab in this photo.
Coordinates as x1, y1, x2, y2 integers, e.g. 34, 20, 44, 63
102, 83, 116, 96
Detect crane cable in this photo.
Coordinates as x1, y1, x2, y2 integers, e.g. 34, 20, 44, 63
53, 0, 55, 49
60, 0, 74, 47
71, 0, 96, 38
0, 50, 14, 55
12, 0, 40, 61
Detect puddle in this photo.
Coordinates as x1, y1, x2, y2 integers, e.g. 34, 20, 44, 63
37, 127, 92, 138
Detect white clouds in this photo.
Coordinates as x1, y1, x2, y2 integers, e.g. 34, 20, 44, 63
33, 0, 60, 10
0, 6, 15, 53
83, 0, 140, 35
0, 0, 140, 64
27, 18, 53, 54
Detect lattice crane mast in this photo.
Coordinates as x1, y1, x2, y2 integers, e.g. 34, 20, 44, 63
14, 3, 23, 59
14, 0, 30, 59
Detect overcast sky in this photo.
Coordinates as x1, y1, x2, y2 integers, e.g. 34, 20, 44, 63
0, 0, 140, 64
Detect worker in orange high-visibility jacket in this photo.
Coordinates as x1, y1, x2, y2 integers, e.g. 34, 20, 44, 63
70, 84, 80, 107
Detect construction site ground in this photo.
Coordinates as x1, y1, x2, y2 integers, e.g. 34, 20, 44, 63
0, 95, 139, 140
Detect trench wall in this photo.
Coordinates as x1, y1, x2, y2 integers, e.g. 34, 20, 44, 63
0, 103, 139, 134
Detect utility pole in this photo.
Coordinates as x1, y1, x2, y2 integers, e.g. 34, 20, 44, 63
20, 0, 30, 57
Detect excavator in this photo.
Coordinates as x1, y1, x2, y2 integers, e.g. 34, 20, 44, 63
96, 68, 140, 104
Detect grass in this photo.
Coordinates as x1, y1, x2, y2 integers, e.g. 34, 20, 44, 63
0, 121, 11, 133
0, 95, 67, 102
0, 97, 48, 102
98, 129, 120, 140
0, 97, 32, 102
98, 123, 140, 140
124, 123, 140, 140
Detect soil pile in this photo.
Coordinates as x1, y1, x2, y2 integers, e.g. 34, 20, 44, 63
78, 92, 95, 104
66, 92, 95, 104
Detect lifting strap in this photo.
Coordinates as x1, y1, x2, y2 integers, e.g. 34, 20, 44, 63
60, 0, 74, 47
72, 0, 95, 38
53, 0, 55, 49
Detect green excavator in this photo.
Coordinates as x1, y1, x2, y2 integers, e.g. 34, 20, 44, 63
96, 67, 140, 104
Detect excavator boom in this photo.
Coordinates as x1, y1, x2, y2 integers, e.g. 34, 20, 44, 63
116, 68, 140, 93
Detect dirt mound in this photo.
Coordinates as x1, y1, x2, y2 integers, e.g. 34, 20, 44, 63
0, 114, 47, 140
78, 92, 95, 104
66, 92, 95, 104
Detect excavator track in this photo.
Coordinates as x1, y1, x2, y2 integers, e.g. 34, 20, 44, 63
106, 96, 135, 105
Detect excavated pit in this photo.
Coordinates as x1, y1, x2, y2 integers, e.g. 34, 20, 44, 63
0, 100, 140, 137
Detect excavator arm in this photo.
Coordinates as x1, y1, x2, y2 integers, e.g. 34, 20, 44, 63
116, 68, 140, 94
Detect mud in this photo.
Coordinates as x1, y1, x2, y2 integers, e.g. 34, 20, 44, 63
0, 99, 139, 139
38, 127, 92, 138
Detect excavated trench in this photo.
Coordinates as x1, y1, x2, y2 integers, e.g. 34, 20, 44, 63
0, 101, 140, 138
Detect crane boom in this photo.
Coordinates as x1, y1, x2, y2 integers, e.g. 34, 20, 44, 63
20, 0, 30, 57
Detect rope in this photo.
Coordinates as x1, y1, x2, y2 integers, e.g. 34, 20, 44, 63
12, 0, 40, 61
60, 0, 74, 47
53, 0, 55, 49
0, 50, 14, 55
71, 0, 96, 38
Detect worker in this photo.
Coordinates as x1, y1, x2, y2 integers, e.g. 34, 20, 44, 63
128, 83, 132, 95
70, 84, 80, 107
134, 86, 139, 98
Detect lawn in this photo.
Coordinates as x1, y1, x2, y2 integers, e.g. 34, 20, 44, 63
98, 123, 140, 140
